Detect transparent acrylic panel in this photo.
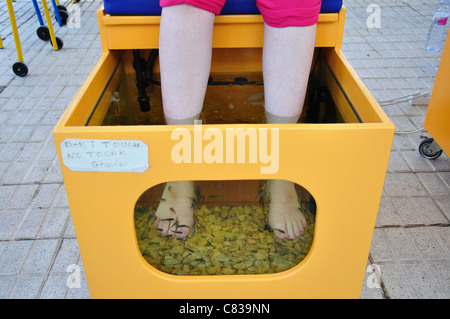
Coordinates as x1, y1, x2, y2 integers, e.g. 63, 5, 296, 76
90, 48, 350, 126
135, 180, 316, 276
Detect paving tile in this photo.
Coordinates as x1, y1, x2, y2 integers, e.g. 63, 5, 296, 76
0, 85, 19, 98
432, 196, 450, 222
0, 210, 24, 240
378, 263, 418, 298
380, 104, 405, 117
0, 185, 16, 210
383, 228, 421, 262
63, 216, 77, 238
390, 197, 448, 226
391, 117, 419, 132
52, 185, 70, 208
386, 151, 410, 173
9, 125, 37, 143
0, 161, 31, 184
33, 96, 58, 113
0, 161, 10, 180
39, 274, 69, 299
29, 125, 54, 143
0, 240, 33, 275
382, 173, 405, 197
375, 197, 402, 227
3, 101, 28, 117
428, 153, 450, 172
20, 109, 48, 126
0, 110, 12, 126
370, 229, 395, 263
50, 238, 81, 275
433, 226, 450, 252
416, 172, 450, 197
399, 102, 428, 119
13, 208, 48, 239
391, 134, 419, 151
43, 159, 63, 183
38, 208, 70, 238
408, 197, 449, 225
406, 227, 450, 261
22, 239, 60, 275
36, 137, 57, 161
427, 261, 450, 297
21, 160, 54, 184
0, 126, 19, 144
41, 110, 65, 126
0, 276, 16, 299
5, 184, 39, 210
396, 172, 429, 196
16, 142, 44, 162
9, 85, 34, 99
0, 241, 7, 256
402, 150, 436, 172
438, 172, 450, 188
30, 183, 60, 209
8, 275, 45, 299
0, 142, 24, 162
403, 262, 447, 298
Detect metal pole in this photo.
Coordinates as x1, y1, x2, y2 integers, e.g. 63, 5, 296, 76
6, 0, 24, 62
41, 0, 59, 50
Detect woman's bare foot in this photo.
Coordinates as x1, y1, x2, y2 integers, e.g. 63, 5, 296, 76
267, 180, 307, 239
154, 181, 195, 239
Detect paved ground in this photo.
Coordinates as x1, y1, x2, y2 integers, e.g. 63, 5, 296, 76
0, 0, 449, 299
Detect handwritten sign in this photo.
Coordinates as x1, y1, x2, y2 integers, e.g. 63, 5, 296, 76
60, 139, 149, 172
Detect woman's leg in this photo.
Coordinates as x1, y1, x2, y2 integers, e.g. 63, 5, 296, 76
262, 23, 316, 239
155, 4, 215, 238
263, 23, 316, 120
159, 4, 215, 121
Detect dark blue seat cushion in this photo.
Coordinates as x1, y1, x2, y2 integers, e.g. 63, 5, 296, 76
104, 0, 343, 15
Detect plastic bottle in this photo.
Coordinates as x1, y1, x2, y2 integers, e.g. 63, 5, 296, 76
111, 91, 120, 115
425, 0, 450, 52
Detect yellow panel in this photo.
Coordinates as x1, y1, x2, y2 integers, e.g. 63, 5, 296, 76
324, 48, 392, 124
98, 10, 345, 50
424, 31, 450, 155
54, 123, 393, 298
61, 52, 120, 127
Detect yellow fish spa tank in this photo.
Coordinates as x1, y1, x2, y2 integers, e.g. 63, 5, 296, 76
53, 4, 394, 298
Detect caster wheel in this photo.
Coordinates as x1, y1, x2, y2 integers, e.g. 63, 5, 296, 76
36, 26, 50, 41
58, 10, 69, 25
12, 62, 28, 77
57, 5, 67, 12
419, 138, 443, 160
50, 37, 64, 50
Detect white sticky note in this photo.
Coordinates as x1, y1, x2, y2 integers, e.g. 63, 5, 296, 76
60, 139, 149, 173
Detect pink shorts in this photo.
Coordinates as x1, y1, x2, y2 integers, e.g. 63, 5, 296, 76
159, 0, 322, 27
